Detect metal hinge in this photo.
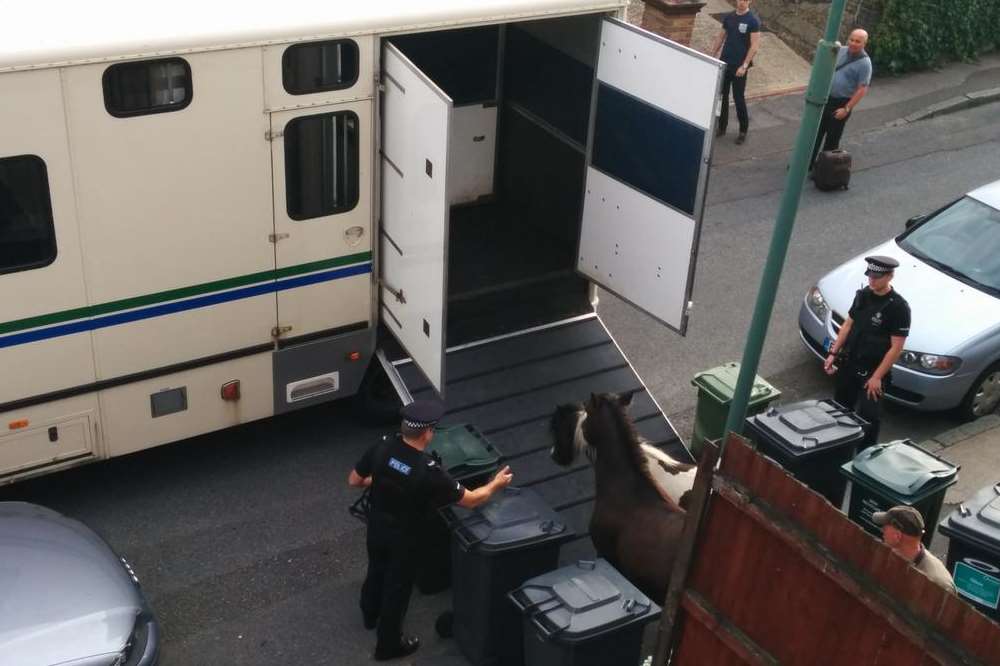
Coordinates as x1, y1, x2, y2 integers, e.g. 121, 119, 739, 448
381, 280, 406, 304
265, 129, 284, 141
271, 325, 293, 338
268, 233, 289, 243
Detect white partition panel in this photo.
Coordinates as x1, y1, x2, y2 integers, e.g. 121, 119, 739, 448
579, 170, 696, 326
380, 43, 452, 395
578, 19, 723, 333
596, 19, 719, 129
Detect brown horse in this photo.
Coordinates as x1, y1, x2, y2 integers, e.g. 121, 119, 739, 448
551, 392, 688, 602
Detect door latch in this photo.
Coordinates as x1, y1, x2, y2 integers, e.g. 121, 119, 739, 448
269, 233, 290, 243
265, 129, 284, 141
381, 280, 406, 304
271, 325, 293, 338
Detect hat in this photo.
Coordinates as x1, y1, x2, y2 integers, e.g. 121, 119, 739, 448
864, 255, 899, 277
871, 506, 924, 537
400, 399, 444, 430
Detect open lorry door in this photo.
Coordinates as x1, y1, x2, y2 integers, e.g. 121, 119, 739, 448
374, 16, 721, 552
379, 42, 452, 396
579, 18, 721, 334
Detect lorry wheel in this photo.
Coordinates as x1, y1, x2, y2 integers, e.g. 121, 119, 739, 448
354, 362, 402, 425
957, 362, 1000, 422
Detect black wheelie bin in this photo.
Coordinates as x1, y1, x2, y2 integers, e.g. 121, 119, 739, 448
939, 483, 1000, 619
841, 439, 958, 547
744, 399, 867, 507
443, 486, 575, 666
509, 559, 661, 666
417, 424, 503, 594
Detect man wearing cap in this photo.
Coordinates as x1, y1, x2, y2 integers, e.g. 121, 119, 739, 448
348, 399, 513, 661
873, 506, 955, 591
824, 255, 910, 447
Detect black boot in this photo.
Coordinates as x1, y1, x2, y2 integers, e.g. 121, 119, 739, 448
374, 635, 420, 661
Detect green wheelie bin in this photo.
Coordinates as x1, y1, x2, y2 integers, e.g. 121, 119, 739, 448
691, 362, 780, 458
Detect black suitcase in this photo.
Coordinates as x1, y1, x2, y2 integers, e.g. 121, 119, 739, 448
814, 149, 852, 191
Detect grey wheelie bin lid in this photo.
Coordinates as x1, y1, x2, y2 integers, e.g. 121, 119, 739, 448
747, 399, 866, 457
844, 440, 959, 501
508, 559, 661, 643
940, 483, 1000, 551
445, 487, 572, 554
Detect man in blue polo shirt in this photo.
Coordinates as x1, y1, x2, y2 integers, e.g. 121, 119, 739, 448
710, 0, 761, 145
810, 28, 872, 168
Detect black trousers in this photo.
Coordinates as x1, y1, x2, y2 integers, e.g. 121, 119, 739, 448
834, 361, 882, 447
719, 65, 749, 134
360, 515, 418, 651
810, 97, 851, 166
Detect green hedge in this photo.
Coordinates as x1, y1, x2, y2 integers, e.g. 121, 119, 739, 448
871, 0, 1000, 74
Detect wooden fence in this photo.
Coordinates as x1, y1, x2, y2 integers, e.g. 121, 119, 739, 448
654, 434, 1000, 665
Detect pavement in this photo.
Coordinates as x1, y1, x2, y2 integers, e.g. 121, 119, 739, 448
920, 415, 1000, 560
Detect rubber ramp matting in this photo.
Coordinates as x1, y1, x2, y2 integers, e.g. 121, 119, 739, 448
396, 314, 690, 561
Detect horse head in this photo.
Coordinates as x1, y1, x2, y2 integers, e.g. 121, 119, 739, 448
550, 401, 586, 466
580, 391, 635, 456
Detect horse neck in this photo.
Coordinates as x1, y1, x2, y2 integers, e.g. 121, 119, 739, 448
591, 420, 662, 503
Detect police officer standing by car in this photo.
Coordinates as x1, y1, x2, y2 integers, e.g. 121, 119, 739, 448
824, 256, 910, 447
348, 399, 513, 661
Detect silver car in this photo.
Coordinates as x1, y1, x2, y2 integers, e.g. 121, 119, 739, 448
799, 179, 1000, 420
0, 502, 159, 666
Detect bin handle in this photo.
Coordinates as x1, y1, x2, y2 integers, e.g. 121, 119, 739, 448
531, 609, 570, 639
622, 597, 651, 615
907, 468, 954, 491
692, 372, 733, 405
453, 514, 489, 549
507, 585, 555, 613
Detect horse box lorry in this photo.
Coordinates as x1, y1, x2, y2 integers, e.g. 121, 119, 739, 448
0, 0, 721, 483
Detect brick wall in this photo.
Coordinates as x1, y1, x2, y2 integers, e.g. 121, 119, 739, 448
641, 0, 707, 46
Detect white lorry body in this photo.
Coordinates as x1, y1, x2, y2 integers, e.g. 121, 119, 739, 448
0, 0, 721, 483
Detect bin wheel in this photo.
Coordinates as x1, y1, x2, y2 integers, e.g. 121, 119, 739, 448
353, 361, 402, 425
957, 361, 1000, 422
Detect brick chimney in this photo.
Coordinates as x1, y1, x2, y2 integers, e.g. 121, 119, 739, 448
640, 0, 707, 47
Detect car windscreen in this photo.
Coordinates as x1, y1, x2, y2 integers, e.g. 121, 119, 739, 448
898, 196, 1000, 295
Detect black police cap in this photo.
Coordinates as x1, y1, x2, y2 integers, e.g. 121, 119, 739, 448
400, 399, 444, 430
864, 255, 899, 277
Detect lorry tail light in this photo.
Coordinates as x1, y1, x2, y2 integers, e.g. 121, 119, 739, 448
221, 380, 241, 401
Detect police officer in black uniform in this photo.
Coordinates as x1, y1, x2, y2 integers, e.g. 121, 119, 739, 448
348, 399, 513, 661
824, 255, 910, 447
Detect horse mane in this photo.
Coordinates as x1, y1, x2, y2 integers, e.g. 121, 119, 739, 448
591, 394, 653, 477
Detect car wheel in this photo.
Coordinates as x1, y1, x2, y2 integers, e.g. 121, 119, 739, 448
958, 362, 1000, 421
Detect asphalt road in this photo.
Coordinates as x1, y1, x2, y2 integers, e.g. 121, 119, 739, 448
600, 100, 1000, 446
2, 102, 999, 666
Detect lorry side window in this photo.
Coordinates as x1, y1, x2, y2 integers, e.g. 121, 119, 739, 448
103, 57, 192, 118
282, 40, 359, 95
284, 111, 359, 220
0, 155, 56, 275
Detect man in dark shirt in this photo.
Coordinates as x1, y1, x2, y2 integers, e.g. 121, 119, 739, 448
348, 399, 513, 661
710, 0, 761, 145
824, 255, 910, 447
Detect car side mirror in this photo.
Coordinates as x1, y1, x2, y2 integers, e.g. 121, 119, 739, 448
905, 214, 927, 230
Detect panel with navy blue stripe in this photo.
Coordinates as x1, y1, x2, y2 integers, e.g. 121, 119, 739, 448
591, 83, 704, 216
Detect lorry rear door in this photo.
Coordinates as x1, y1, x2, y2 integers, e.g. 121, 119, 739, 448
578, 18, 721, 334
269, 101, 374, 342
378, 43, 453, 396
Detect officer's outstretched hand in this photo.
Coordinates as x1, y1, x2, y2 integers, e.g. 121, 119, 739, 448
491, 465, 514, 490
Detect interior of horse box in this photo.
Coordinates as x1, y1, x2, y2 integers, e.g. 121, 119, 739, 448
389, 14, 604, 346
